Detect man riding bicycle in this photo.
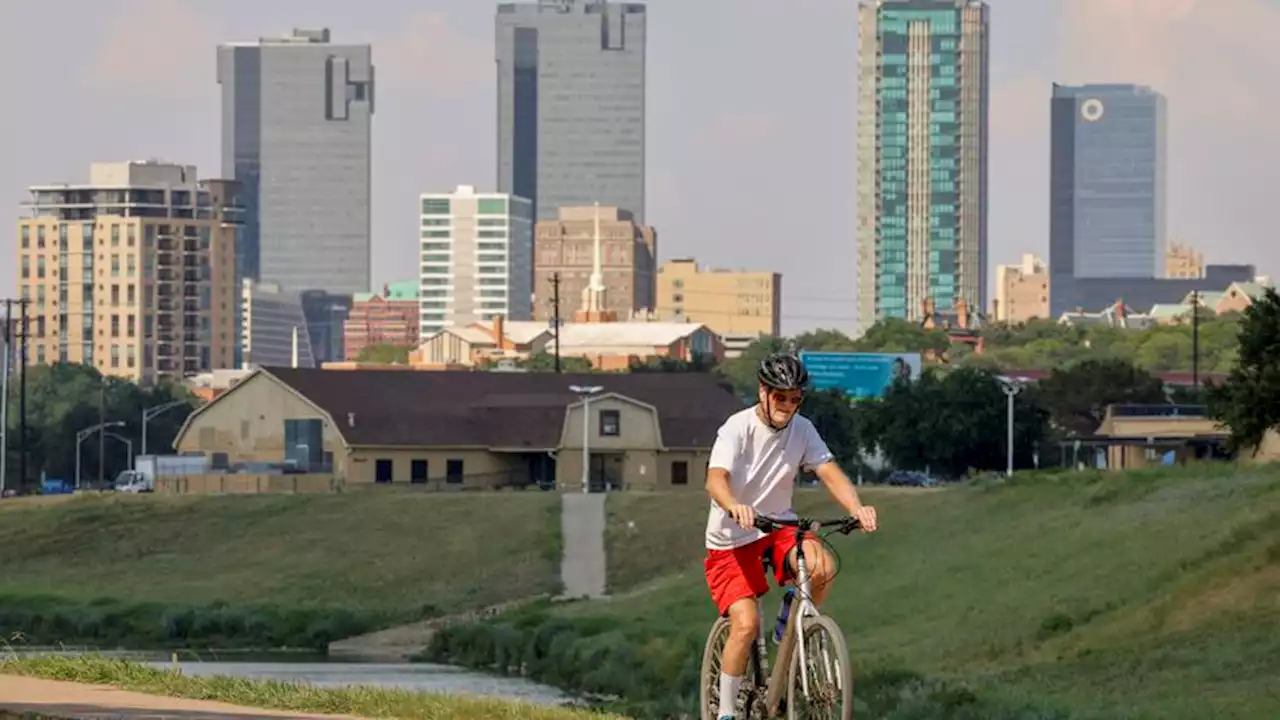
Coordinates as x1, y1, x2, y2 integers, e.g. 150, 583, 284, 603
703, 352, 878, 720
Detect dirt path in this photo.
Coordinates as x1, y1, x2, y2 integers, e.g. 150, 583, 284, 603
0, 675, 363, 720
328, 595, 548, 662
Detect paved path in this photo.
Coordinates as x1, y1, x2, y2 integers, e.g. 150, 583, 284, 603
0, 675, 363, 720
560, 493, 607, 600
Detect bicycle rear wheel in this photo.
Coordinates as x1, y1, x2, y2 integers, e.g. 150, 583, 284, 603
700, 617, 762, 720
786, 615, 852, 720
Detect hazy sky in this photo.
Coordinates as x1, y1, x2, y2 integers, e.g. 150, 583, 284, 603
1, 0, 1274, 335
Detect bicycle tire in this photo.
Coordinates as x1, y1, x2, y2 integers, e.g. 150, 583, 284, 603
786, 615, 853, 720
699, 616, 762, 720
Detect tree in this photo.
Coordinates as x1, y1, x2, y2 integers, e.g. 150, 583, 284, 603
356, 343, 412, 364
3, 364, 197, 490
1208, 288, 1280, 454
856, 367, 1048, 478
1034, 358, 1166, 437
628, 354, 718, 373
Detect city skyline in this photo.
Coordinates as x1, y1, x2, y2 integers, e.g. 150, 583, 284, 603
2, 0, 1276, 335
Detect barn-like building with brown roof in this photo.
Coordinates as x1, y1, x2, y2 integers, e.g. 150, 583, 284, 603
174, 367, 745, 490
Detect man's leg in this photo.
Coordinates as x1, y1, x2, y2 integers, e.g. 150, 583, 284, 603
785, 537, 837, 604
719, 596, 758, 717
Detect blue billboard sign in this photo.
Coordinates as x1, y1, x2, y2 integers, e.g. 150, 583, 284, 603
799, 351, 923, 399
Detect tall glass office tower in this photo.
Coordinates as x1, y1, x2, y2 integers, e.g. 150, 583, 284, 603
857, 0, 989, 334
217, 28, 374, 296
1050, 84, 1167, 282
496, 0, 646, 223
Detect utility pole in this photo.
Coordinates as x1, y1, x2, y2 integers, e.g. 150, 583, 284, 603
17, 299, 28, 493
1, 299, 11, 495
1191, 290, 1200, 395
98, 380, 107, 487
551, 272, 562, 374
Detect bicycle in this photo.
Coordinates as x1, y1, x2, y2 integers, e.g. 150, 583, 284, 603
699, 514, 860, 719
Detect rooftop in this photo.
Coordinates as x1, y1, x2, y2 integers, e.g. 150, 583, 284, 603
503, 321, 710, 348
258, 367, 740, 449
353, 281, 418, 303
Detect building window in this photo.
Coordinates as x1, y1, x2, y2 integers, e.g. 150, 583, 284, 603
672, 461, 689, 486
599, 409, 620, 437
36, 345, 45, 364
127, 226, 136, 247
446, 459, 464, 484
110, 345, 120, 368
111, 285, 120, 307
110, 255, 120, 277
111, 225, 120, 246
411, 459, 428, 484
126, 345, 135, 368
20, 226, 29, 249
421, 198, 451, 215
126, 254, 136, 277
37, 226, 46, 248
477, 198, 507, 215
127, 314, 136, 338
375, 459, 393, 484
36, 257, 45, 279
20, 257, 28, 279
110, 315, 120, 338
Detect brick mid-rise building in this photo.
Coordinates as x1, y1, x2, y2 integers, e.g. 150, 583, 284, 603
344, 280, 418, 360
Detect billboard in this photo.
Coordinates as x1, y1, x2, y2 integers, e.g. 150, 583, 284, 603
799, 351, 923, 399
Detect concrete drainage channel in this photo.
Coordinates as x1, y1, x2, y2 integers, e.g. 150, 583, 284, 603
557, 493, 608, 601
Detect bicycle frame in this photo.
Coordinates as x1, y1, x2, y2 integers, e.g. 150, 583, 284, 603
753, 526, 820, 716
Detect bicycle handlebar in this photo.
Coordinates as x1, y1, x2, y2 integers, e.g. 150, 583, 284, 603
754, 514, 862, 535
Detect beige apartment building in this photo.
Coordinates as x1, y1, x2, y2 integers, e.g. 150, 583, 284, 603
534, 206, 656, 322
1166, 242, 1205, 279
994, 254, 1049, 323
15, 161, 240, 384
656, 258, 780, 337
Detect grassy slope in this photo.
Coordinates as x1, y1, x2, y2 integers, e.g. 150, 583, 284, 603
593, 466, 1280, 719
0, 490, 561, 617
0, 655, 623, 720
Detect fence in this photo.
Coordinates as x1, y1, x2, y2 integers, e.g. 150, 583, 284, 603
156, 473, 340, 495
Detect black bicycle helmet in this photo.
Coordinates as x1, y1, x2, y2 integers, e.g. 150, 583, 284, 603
758, 353, 809, 390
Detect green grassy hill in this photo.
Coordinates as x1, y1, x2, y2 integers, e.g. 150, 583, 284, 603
432, 465, 1280, 719
0, 489, 561, 649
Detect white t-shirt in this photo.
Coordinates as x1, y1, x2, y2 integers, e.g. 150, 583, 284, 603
704, 406, 834, 550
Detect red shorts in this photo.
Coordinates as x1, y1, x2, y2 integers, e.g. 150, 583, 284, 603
704, 531, 800, 616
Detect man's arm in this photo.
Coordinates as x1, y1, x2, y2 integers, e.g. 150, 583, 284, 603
813, 461, 863, 515
706, 467, 739, 512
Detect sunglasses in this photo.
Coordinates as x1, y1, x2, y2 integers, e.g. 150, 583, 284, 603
767, 390, 804, 408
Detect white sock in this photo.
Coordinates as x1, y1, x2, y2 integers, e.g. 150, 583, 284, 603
718, 672, 744, 717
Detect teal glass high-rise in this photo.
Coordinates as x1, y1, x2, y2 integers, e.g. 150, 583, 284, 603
857, 0, 989, 335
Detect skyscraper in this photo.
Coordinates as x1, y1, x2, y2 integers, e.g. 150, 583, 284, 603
857, 0, 989, 334
217, 28, 374, 296
496, 0, 646, 222
419, 186, 534, 338
1050, 84, 1167, 283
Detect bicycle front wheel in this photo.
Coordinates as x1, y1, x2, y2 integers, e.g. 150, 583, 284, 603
699, 616, 761, 720
786, 615, 852, 720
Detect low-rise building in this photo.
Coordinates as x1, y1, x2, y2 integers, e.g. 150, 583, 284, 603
173, 367, 742, 491
344, 281, 418, 360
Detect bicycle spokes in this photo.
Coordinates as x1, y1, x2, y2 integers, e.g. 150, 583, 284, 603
793, 627, 845, 718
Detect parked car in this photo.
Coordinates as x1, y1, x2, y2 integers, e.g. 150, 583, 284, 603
884, 470, 940, 487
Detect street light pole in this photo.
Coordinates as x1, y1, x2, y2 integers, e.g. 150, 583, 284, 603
103, 432, 134, 471
76, 421, 125, 490
141, 400, 189, 457
569, 384, 603, 493
998, 377, 1022, 478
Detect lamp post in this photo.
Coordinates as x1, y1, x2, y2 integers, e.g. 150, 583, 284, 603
76, 421, 125, 490
997, 377, 1022, 478
141, 400, 188, 457
103, 431, 134, 472
569, 385, 603, 493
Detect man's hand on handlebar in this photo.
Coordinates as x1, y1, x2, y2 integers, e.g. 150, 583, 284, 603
850, 505, 878, 533
728, 503, 756, 531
